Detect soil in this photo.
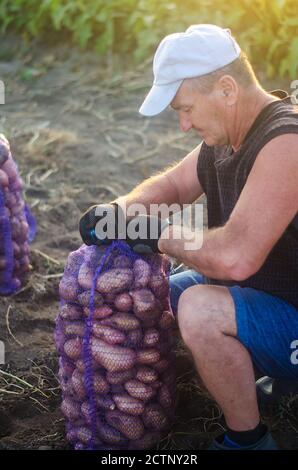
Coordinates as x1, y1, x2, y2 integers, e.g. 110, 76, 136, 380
0, 35, 297, 451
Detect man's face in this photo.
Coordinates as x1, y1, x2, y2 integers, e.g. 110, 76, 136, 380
170, 79, 228, 147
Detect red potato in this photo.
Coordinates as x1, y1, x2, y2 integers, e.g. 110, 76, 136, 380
114, 292, 132, 312
92, 323, 126, 345
0, 169, 9, 187
124, 379, 156, 402
97, 417, 125, 445
96, 394, 116, 411
1, 159, 17, 181
91, 337, 136, 372
77, 426, 92, 444
136, 349, 160, 365
105, 292, 117, 304
83, 304, 113, 319
64, 337, 82, 361
78, 262, 94, 290
136, 366, 158, 384
113, 255, 133, 268
75, 358, 98, 373
66, 250, 85, 275
61, 397, 81, 421
143, 328, 160, 347
60, 303, 83, 320
93, 371, 110, 394
105, 410, 144, 440
96, 268, 133, 294
158, 385, 174, 409
106, 369, 135, 385
100, 312, 141, 331
130, 288, 161, 322
143, 403, 169, 431
113, 393, 145, 416
81, 402, 93, 425
159, 310, 176, 330
12, 241, 21, 258
59, 276, 80, 302
133, 258, 151, 289
0, 257, 6, 269
78, 290, 104, 308
71, 369, 86, 399
124, 329, 143, 348
64, 321, 85, 337
66, 429, 78, 443
149, 273, 169, 299
152, 357, 172, 373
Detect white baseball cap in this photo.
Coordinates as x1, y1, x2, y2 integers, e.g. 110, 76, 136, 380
139, 24, 241, 116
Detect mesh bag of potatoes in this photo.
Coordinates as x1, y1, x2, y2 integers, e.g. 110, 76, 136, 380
55, 241, 176, 450
0, 135, 36, 295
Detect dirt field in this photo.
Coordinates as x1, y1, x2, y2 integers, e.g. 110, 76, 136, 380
0, 35, 297, 450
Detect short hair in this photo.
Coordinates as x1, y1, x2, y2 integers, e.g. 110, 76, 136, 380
189, 51, 259, 94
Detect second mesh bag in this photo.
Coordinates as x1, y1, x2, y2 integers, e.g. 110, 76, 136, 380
55, 241, 176, 450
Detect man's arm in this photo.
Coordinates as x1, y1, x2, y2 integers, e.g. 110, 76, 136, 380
158, 134, 298, 280
114, 142, 204, 215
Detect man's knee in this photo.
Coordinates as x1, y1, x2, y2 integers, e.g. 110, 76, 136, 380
177, 284, 237, 343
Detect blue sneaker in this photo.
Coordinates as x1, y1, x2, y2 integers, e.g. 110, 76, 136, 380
208, 430, 279, 450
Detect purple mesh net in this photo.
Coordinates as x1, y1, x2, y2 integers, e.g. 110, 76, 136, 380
0, 135, 36, 295
55, 241, 176, 450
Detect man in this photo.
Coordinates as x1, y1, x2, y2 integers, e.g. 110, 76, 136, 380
79, 24, 298, 450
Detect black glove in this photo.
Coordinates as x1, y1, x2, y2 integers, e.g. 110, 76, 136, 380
79, 202, 121, 246
125, 214, 171, 254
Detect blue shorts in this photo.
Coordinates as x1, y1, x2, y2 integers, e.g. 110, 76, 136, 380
169, 269, 298, 379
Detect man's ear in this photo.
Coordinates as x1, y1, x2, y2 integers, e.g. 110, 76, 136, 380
217, 75, 238, 105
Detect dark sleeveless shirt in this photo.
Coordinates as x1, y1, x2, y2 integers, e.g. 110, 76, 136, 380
197, 90, 298, 308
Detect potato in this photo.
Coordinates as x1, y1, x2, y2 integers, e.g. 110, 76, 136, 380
113, 393, 145, 416
64, 321, 85, 337
128, 431, 161, 450
143, 403, 169, 431
114, 293, 132, 312
136, 366, 158, 384
77, 426, 92, 444
124, 379, 156, 402
0, 169, 9, 187
96, 268, 133, 294
100, 312, 140, 331
71, 369, 86, 399
105, 292, 117, 304
113, 255, 133, 268
91, 337, 136, 372
130, 288, 161, 322
59, 276, 80, 302
0, 257, 6, 269
149, 273, 169, 299
158, 385, 174, 409
124, 329, 143, 348
64, 338, 82, 360
75, 358, 98, 373
105, 410, 144, 440
106, 369, 135, 385
61, 397, 81, 421
97, 417, 125, 445
83, 304, 113, 319
78, 290, 104, 308
81, 401, 92, 425
159, 310, 176, 330
143, 328, 160, 347
152, 357, 171, 373
136, 349, 160, 365
66, 429, 78, 443
78, 262, 94, 290
133, 258, 151, 289
92, 323, 126, 345
66, 250, 85, 275
96, 394, 116, 411
59, 357, 75, 378
93, 371, 110, 394
60, 303, 83, 320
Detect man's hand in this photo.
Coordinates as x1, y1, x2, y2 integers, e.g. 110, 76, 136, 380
79, 203, 119, 246
125, 214, 171, 254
